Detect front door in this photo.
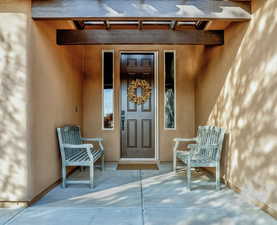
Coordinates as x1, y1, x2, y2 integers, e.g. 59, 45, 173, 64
120, 53, 155, 158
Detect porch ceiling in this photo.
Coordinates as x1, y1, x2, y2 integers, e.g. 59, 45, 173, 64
32, 0, 251, 21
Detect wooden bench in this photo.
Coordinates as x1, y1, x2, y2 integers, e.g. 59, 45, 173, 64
57, 125, 104, 188
173, 126, 225, 190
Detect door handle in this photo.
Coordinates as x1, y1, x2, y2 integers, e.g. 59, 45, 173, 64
121, 110, 125, 131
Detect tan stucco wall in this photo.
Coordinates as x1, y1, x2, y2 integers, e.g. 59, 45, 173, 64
30, 20, 83, 198
196, 0, 277, 214
0, 0, 84, 201
0, 0, 31, 202
83, 45, 203, 161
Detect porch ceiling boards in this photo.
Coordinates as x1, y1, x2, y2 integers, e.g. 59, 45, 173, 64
32, 0, 251, 21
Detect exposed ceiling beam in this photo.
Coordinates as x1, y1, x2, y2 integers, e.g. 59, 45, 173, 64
205, 21, 232, 30
171, 21, 177, 30
105, 20, 110, 30
56, 29, 224, 45
195, 21, 209, 30
73, 21, 85, 30
138, 21, 143, 30
32, 0, 251, 21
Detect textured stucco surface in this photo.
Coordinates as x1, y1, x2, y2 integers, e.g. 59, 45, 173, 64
196, 0, 277, 215
0, 0, 83, 201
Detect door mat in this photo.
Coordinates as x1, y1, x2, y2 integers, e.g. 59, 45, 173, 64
117, 164, 159, 170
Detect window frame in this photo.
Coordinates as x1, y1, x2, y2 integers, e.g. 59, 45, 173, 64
164, 50, 176, 130
102, 49, 115, 130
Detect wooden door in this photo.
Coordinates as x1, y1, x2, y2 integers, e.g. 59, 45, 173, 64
120, 53, 155, 158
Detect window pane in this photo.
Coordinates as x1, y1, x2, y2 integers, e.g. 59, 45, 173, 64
103, 51, 114, 129
164, 52, 175, 129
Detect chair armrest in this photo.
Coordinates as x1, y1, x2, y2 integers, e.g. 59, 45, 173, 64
173, 138, 197, 153
81, 138, 103, 142
63, 144, 93, 149
81, 138, 104, 152
174, 138, 197, 142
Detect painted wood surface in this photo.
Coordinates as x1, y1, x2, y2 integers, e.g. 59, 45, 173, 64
120, 53, 155, 158
173, 126, 225, 190
57, 125, 105, 188
56, 30, 224, 45
32, 0, 251, 20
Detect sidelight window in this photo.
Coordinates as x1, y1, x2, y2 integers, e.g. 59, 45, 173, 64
102, 50, 114, 130
164, 51, 176, 129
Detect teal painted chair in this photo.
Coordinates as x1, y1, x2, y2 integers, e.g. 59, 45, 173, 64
173, 126, 225, 190
57, 125, 104, 188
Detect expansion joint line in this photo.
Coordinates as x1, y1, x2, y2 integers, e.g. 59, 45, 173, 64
139, 170, 145, 225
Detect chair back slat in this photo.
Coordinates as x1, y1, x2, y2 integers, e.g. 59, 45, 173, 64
60, 126, 82, 145
196, 126, 225, 161
57, 125, 82, 162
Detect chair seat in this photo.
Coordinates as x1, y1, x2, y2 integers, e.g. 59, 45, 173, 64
66, 148, 104, 164
176, 151, 216, 167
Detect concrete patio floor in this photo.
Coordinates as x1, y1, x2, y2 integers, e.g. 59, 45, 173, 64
1, 163, 276, 225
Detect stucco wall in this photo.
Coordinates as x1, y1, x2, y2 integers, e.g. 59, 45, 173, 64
0, 0, 84, 201
0, 0, 31, 202
83, 45, 203, 161
30, 20, 83, 198
196, 0, 277, 215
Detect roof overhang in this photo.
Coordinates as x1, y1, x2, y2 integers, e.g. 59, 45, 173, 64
32, 0, 251, 21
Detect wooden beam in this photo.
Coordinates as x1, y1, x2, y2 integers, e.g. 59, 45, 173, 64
138, 21, 143, 30
32, 0, 251, 21
205, 21, 232, 30
105, 20, 110, 30
171, 21, 177, 30
73, 21, 85, 30
56, 29, 224, 45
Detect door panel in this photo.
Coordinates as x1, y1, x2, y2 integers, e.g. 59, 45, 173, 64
127, 119, 137, 148
142, 119, 152, 148
120, 53, 155, 158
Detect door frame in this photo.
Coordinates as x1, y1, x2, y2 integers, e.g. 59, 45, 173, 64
119, 50, 159, 162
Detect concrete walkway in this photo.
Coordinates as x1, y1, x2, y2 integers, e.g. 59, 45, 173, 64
1, 163, 276, 225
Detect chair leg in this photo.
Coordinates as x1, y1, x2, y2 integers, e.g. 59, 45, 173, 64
101, 155, 105, 171
173, 143, 178, 173
173, 157, 176, 173
216, 165, 220, 190
62, 166, 66, 188
89, 164, 94, 189
187, 163, 191, 191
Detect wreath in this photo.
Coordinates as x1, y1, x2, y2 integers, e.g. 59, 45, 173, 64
128, 79, 151, 105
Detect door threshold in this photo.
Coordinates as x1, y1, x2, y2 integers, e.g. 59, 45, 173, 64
119, 158, 160, 165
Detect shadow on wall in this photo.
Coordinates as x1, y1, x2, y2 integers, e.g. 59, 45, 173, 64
197, 0, 277, 212
0, 13, 30, 201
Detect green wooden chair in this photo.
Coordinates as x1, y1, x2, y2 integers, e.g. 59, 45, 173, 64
173, 126, 225, 190
57, 125, 104, 188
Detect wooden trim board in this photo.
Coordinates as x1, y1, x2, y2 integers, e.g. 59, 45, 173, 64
56, 30, 224, 46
